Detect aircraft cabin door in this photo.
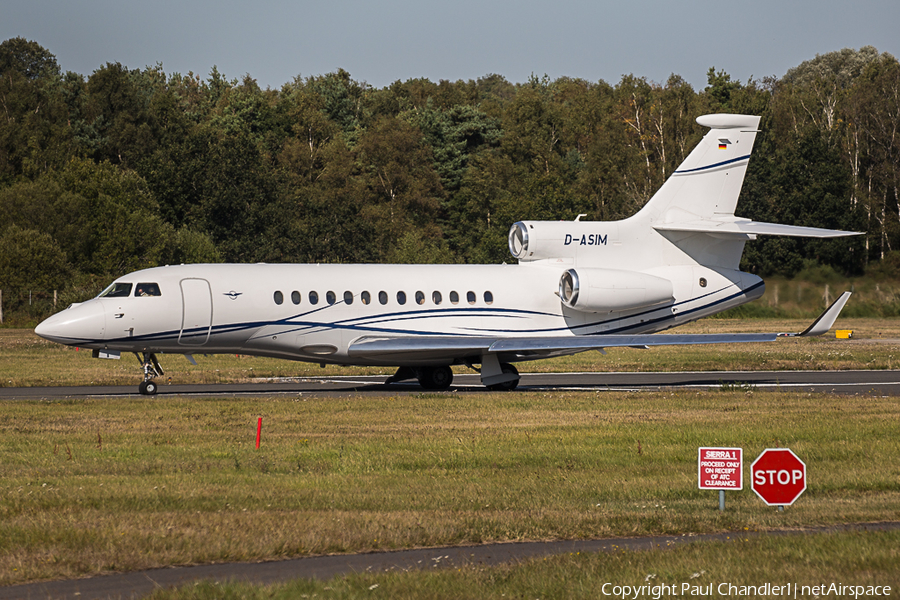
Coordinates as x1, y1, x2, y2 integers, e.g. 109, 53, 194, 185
179, 278, 212, 346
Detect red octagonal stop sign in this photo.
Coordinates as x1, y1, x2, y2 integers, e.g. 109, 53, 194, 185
751, 448, 807, 506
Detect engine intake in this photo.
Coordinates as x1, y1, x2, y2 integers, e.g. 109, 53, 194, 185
559, 268, 674, 313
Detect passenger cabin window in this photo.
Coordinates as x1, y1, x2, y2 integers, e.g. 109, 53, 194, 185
344, 291, 353, 305
397, 291, 407, 305
99, 282, 132, 298
291, 291, 301, 305
274, 291, 284, 305
467, 291, 476, 305
450, 291, 459, 305
379, 291, 388, 305
361, 291, 371, 305
433, 291, 442, 305
135, 283, 161, 297
484, 291, 494, 305
309, 291, 319, 305
326, 291, 336, 305
415, 291, 425, 305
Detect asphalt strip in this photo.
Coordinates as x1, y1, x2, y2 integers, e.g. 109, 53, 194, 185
3, 522, 899, 600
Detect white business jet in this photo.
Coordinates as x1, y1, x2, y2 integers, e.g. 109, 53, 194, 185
35, 114, 859, 394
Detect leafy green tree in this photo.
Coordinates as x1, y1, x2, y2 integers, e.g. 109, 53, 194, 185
740, 126, 865, 275
402, 101, 501, 194
501, 75, 566, 176
354, 116, 444, 259
452, 151, 523, 263
2, 40, 898, 282
783, 46, 883, 131
385, 229, 458, 264
844, 54, 900, 262
304, 69, 369, 135
82, 62, 152, 166
0, 37, 59, 80
473, 74, 516, 119
141, 120, 279, 262
701, 68, 770, 116
0, 38, 71, 182
704, 68, 743, 112
276, 83, 340, 185
52, 159, 171, 273
286, 138, 379, 263
0, 159, 215, 276
0, 225, 71, 289
209, 74, 283, 153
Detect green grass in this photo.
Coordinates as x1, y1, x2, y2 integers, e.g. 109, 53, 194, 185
149, 530, 900, 599
1, 390, 898, 586
716, 276, 900, 319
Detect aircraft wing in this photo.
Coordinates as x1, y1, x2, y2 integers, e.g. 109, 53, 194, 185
348, 292, 851, 362
349, 332, 775, 362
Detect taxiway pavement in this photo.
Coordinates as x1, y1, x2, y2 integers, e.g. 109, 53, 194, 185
3, 369, 900, 399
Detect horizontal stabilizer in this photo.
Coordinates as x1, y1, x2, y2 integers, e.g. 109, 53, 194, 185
653, 219, 862, 239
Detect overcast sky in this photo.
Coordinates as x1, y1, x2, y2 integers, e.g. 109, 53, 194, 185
3, 0, 899, 90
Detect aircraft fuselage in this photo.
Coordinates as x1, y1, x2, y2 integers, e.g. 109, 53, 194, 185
36, 261, 763, 367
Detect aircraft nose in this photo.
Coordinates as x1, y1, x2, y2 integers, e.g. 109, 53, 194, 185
35, 301, 107, 346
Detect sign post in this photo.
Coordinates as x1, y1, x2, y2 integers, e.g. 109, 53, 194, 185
698, 447, 743, 511
751, 448, 806, 510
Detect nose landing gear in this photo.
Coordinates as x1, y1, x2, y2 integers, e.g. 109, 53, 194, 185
135, 352, 163, 395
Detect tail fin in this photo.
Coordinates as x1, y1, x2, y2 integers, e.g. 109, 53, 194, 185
642, 113, 861, 240
636, 113, 860, 270
638, 114, 761, 223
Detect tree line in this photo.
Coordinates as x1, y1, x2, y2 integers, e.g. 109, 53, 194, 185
1, 38, 899, 306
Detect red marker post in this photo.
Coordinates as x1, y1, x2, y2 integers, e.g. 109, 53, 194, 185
255, 417, 262, 449
698, 447, 743, 511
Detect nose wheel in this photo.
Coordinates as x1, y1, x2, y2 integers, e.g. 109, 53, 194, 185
135, 352, 163, 395
138, 380, 158, 395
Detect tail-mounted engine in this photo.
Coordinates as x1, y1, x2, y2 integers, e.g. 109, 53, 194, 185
509, 221, 615, 263
558, 268, 674, 313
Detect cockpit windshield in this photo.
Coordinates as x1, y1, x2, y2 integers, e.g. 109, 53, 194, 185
98, 282, 133, 298
135, 283, 162, 297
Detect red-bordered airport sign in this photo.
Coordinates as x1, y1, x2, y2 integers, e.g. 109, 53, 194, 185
698, 447, 743, 490
751, 448, 806, 506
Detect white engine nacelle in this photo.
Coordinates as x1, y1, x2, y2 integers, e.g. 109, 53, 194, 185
509, 221, 613, 263
558, 268, 674, 313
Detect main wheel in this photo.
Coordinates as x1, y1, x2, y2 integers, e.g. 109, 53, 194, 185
417, 366, 454, 390
488, 363, 519, 391
139, 380, 159, 395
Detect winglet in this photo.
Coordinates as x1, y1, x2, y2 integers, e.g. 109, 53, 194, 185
782, 291, 852, 338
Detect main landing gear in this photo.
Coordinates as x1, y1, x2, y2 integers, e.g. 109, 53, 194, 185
386, 366, 454, 390
486, 363, 519, 391
384, 361, 520, 391
135, 352, 163, 395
